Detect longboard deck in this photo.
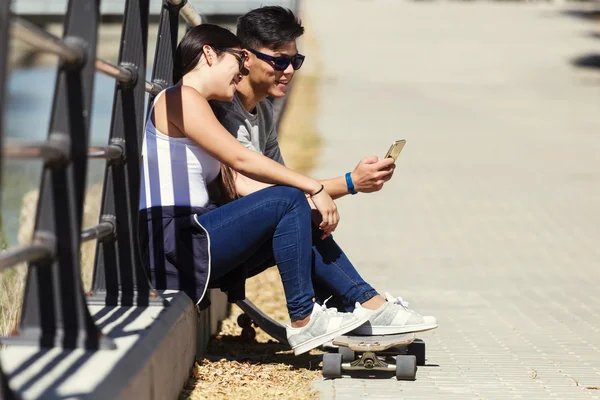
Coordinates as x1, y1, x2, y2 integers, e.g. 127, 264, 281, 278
333, 333, 416, 352
236, 298, 289, 345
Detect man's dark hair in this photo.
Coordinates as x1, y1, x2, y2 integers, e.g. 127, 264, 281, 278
236, 6, 304, 50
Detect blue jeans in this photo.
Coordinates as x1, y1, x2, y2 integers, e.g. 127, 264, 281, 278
198, 186, 377, 320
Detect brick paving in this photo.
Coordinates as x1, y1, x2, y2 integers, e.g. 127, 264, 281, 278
302, 1, 600, 398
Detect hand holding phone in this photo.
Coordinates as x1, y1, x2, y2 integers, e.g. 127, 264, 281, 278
384, 139, 406, 162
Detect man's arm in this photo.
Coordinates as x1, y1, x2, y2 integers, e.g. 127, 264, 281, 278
235, 125, 260, 152
212, 100, 261, 152
320, 156, 396, 200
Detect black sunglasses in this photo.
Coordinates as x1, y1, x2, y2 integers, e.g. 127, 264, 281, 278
247, 48, 305, 71
213, 47, 249, 76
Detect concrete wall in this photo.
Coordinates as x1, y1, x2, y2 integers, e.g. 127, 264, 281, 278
1, 290, 229, 400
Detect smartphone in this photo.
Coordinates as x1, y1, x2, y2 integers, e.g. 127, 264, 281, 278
384, 139, 406, 162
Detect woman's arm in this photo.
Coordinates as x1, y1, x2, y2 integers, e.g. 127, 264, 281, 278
157, 86, 339, 233
173, 87, 319, 191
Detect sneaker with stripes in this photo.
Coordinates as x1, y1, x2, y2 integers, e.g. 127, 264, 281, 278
286, 301, 371, 355
350, 292, 438, 335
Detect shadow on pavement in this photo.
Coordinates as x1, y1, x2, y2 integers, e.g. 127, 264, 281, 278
202, 334, 321, 370
571, 54, 600, 70
560, 9, 600, 20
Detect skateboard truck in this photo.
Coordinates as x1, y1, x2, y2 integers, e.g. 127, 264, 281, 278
347, 351, 391, 371
322, 333, 421, 380
323, 352, 417, 380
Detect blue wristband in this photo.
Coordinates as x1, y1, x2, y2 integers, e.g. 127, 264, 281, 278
345, 172, 357, 195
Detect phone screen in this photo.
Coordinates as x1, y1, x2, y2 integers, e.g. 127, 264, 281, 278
385, 140, 406, 161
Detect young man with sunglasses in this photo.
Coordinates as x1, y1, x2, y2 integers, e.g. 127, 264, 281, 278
211, 6, 438, 337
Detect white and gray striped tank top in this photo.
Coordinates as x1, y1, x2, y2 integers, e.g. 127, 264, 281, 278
139, 88, 221, 210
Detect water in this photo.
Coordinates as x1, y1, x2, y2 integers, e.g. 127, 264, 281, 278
2, 67, 122, 246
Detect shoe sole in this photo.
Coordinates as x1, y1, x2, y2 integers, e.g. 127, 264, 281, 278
350, 322, 439, 336
292, 315, 372, 356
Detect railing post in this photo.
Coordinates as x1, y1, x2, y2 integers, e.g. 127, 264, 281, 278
1, 1, 17, 399
148, 0, 185, 100
90, 0, 161, 307
3, 0, 115, 350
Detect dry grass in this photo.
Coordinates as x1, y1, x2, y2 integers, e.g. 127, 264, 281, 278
181, 269, 323, 400
0, 182, 103, 338
0, 265, 25, 338
183, 12, 325, 400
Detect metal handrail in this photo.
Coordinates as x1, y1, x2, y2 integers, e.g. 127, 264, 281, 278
145, 80, 164, 96
2, 132, 70, 163
169, 0, 203, 27
10, 18, 84, 64
12, 18, 161, 94
87, 143, 124, 160
96, 58, 135, 84
81, 221, 115, 243
0, 232, 55, 273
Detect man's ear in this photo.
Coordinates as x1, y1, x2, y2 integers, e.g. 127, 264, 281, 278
242, 49, 252, 71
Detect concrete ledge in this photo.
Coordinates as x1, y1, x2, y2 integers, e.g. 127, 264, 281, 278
196, 289, 229, 359
1, 291, 197, 400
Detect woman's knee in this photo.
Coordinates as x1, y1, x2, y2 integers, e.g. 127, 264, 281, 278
268, 186, 311, 213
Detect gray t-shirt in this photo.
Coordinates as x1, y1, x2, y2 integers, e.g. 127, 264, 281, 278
211, 93, 285, 165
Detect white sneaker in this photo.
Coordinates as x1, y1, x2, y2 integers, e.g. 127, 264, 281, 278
350, 292, 438, 335
286, 301, 371, 355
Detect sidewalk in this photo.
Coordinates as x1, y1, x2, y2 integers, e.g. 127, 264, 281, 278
303, 1, 600, 398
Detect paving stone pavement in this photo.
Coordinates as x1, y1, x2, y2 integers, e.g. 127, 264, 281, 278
301, 1, 600, 398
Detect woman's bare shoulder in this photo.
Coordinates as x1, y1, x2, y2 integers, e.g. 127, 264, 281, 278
173, 85, 208, 105
156, 86, 208, 109
154, 86, 213, 128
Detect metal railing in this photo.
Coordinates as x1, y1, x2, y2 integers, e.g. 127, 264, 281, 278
0, 1, 202, 397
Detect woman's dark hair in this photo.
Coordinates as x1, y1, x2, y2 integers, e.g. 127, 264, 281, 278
173, 24, 242, 83
236, 6, 304, 50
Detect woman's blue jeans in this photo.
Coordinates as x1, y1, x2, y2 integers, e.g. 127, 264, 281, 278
198, 186, 377, 320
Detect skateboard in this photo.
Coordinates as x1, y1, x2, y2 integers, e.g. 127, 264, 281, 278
322, 333, 426, 380
235, 298, 289, 345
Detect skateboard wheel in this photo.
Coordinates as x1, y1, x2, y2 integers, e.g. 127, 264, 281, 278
241, 327, 256, 341
322, 353, 343, 379
338, 347, 355, 363
407, 339, 426, 366
395, 355, 417, 381
237, 313, 252, 328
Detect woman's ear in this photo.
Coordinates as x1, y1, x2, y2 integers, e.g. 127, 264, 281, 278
203, 45, 214, 66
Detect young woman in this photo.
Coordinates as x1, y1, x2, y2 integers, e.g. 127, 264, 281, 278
138, 24, 372, 355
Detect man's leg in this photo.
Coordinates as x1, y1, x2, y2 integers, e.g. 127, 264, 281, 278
310, 224, 379, 312
222, 221, 378, 314
237, 223, 379, 312
219, 226, 374, 313
227, 219, 436, 335
236, 227, 375, 312
309, 227, 439, 335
